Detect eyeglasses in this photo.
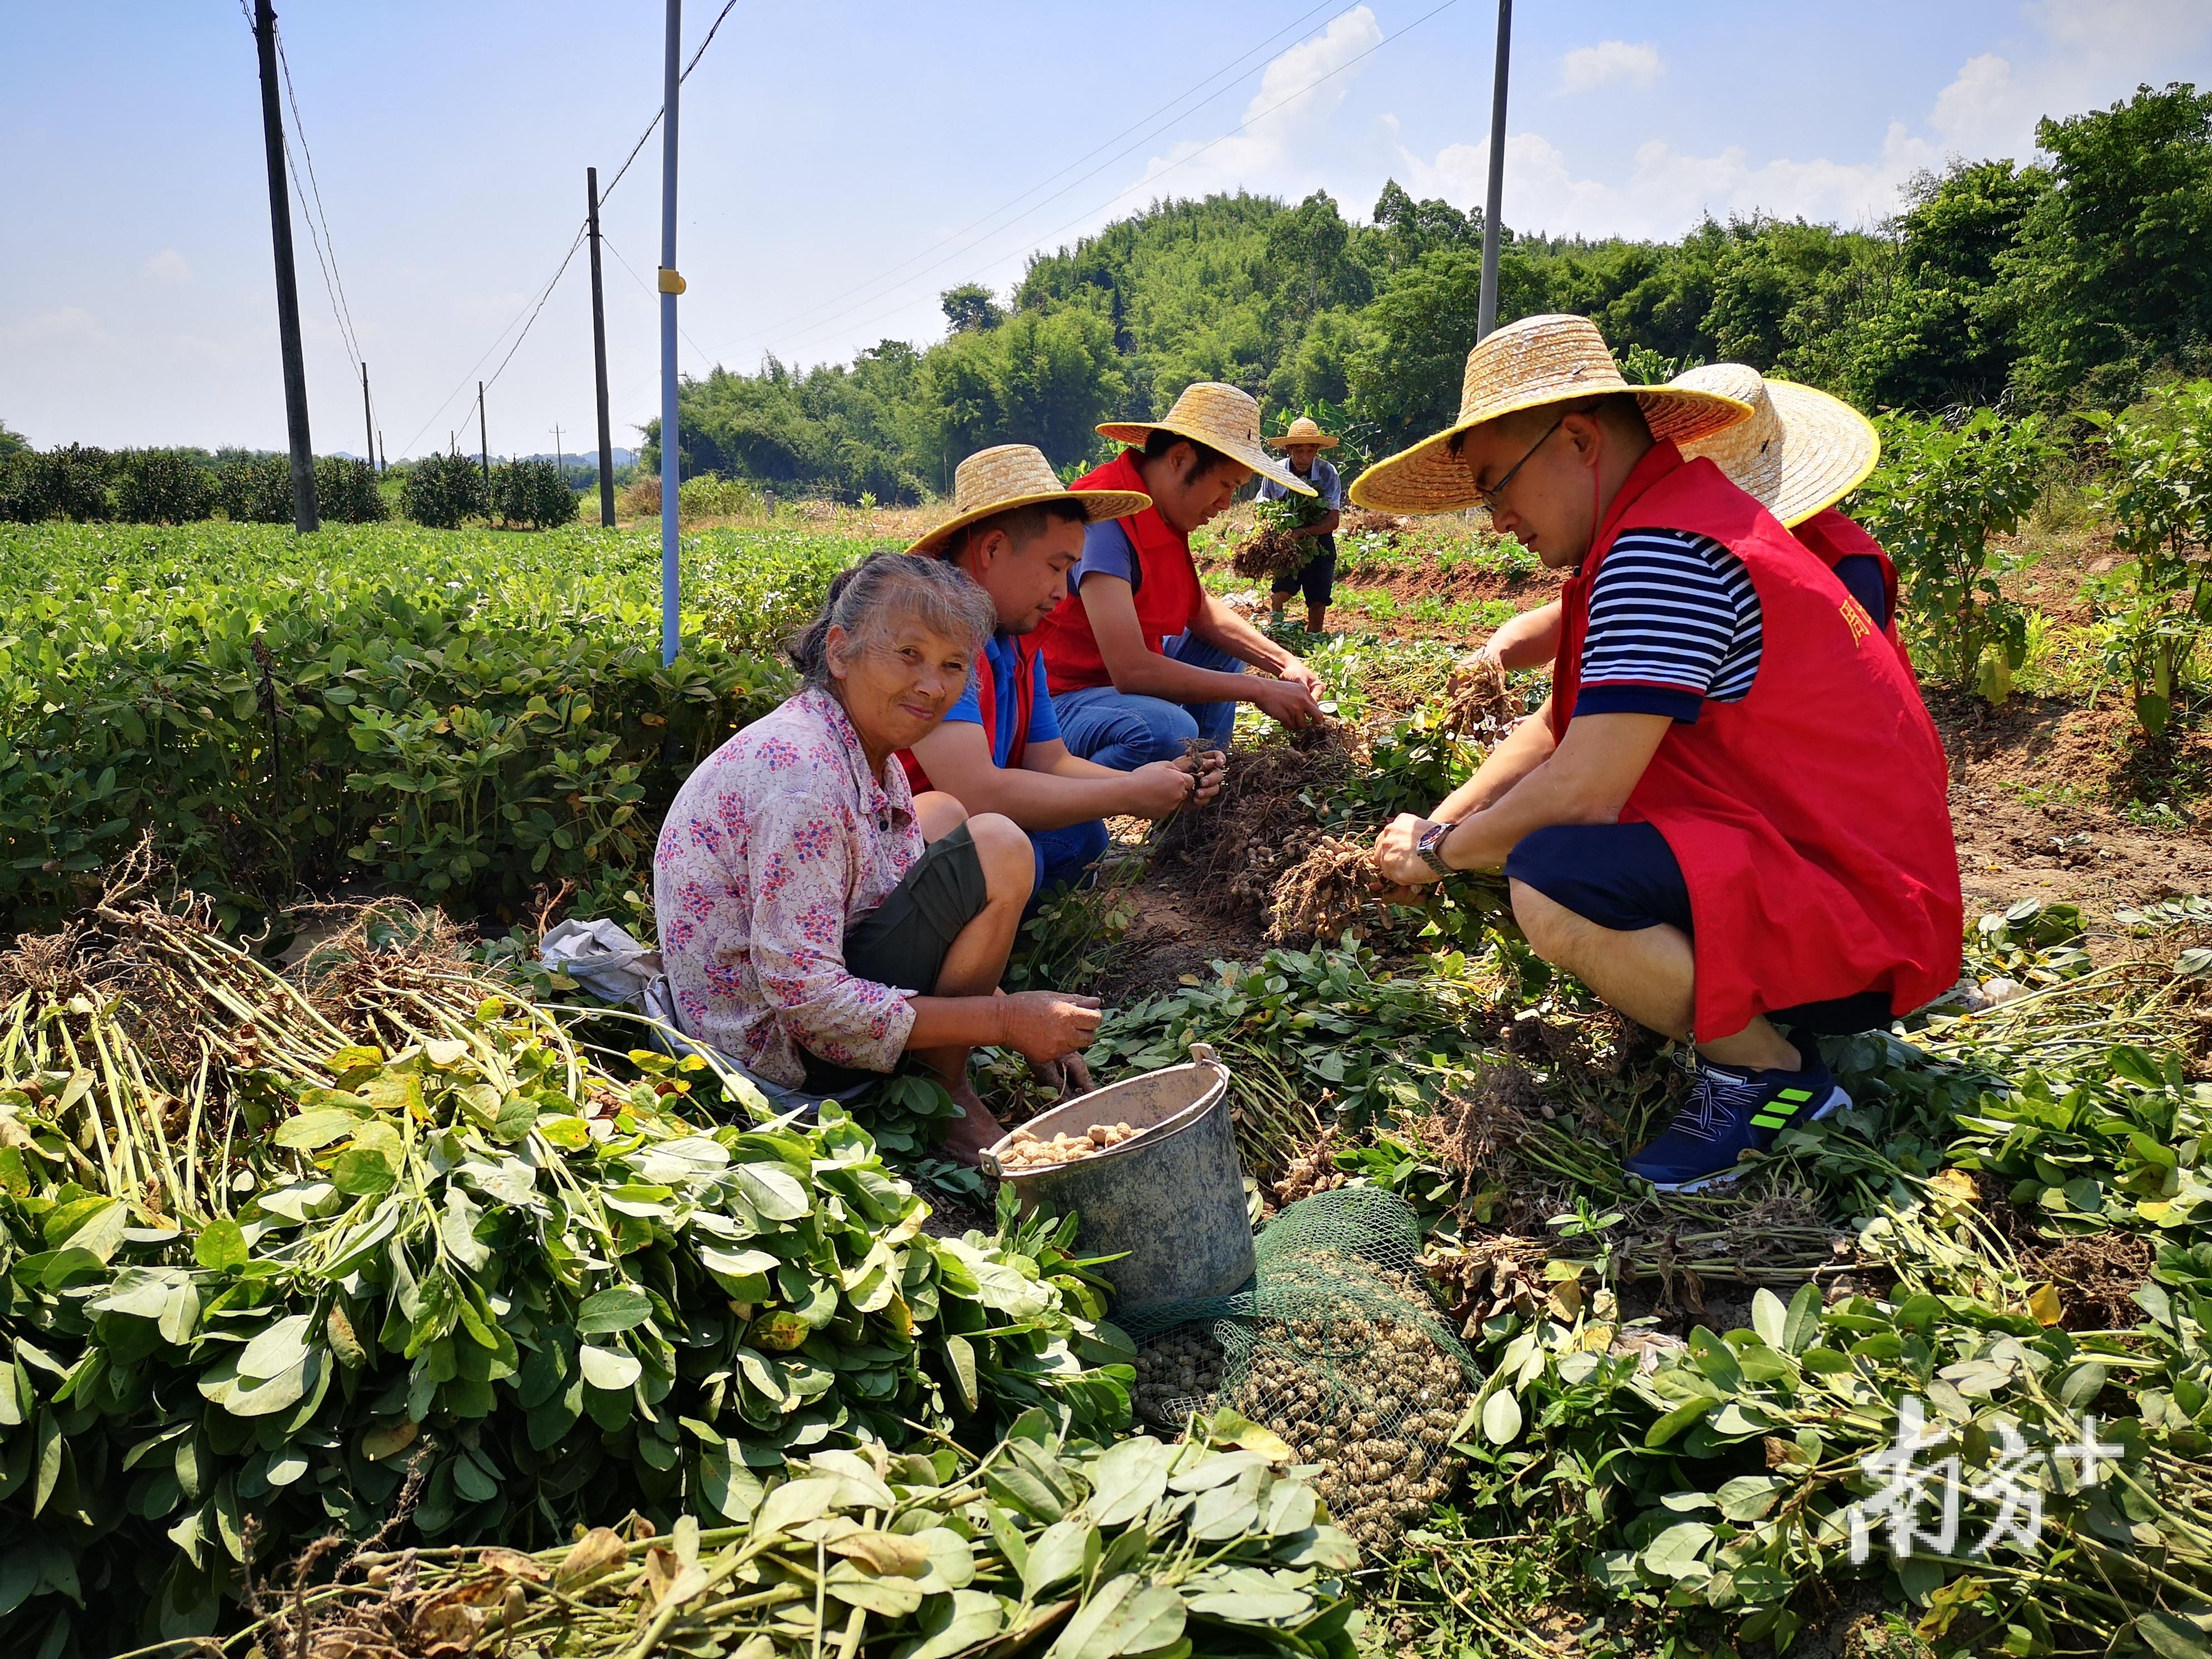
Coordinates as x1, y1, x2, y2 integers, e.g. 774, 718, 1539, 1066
1474, 415, 1565, 510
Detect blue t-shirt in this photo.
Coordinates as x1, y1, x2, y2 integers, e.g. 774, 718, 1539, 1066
943, 632, 1060, 766
1073, 517, 1142, 596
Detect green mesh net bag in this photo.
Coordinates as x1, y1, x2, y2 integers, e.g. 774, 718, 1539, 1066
1122, 1188, 1477, 1549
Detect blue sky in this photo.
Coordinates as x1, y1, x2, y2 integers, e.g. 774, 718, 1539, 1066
3, 1, 2208, 455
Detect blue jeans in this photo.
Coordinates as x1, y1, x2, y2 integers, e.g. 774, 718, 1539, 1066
1051, 633, 1244, 770
1030, 818, 1109, 911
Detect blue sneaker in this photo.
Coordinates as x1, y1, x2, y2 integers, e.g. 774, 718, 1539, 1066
1623, 1052, 1851, 1194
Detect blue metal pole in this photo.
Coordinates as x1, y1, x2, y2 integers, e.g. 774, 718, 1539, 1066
658, 0, 683, 667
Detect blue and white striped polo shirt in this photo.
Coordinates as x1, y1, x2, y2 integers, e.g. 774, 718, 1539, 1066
1574, 528, 1763, 722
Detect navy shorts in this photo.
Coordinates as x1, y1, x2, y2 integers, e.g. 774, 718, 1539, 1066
1504, 821, 1893, 1036
1271, 538, 1337, 607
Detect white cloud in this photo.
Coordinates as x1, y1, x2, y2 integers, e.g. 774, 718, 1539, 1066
1395, 0, 2212, 243
1398, 121, 1940, 241
0, 306, 109, 346
1113, 7, 1385, 210
144, 249, 192, 284
1559, 41, 1664, 94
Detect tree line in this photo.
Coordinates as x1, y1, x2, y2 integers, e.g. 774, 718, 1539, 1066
644, 82, 2212, 501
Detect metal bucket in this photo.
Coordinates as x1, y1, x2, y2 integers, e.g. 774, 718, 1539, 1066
980, 1044, 1254, 1313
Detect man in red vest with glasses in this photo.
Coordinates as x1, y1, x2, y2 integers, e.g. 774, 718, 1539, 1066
1034, 382, 1328, 769
1359, 316, 1961, 1194
899, 445, 1224, 904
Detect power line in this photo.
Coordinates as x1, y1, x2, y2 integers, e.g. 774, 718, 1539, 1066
599, 0, 741, 207
739, 0, 1343, 346
764, 0, 1463, 362
398, 226, 586, 457
274, 25, 364, 370
395, 0, 741, 458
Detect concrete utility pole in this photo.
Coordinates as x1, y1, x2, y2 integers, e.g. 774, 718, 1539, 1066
658, 0, 685, 666
478, 381, 491, 508
360, 362, 375, 469
587, 165, 617, 528
1476, 0, 1512, 341
551, 425, 564, 483
252, 0, 318, 531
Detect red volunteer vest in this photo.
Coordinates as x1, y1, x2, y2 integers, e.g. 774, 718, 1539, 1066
1794, 507, 1904, 654
1549, 444, 1961, 1040
1034, 450, 1205, 696
898, 636, 1037, 795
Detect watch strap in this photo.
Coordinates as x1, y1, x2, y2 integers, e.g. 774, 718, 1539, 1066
1416, 819, 1460, 877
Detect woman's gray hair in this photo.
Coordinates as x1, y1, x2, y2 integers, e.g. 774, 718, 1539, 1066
786, 550, 996, 691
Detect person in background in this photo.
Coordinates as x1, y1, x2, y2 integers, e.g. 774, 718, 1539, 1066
654, 551, 1102, 1164
900, 444, 1224, 903
1359, 316, 1961, 1194
1261, 415, 1345, 634
1472, 365, 1898, 670
1035, 382, 1328, 771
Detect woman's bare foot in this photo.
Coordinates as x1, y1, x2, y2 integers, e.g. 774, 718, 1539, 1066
939, 1079, 1006, 1166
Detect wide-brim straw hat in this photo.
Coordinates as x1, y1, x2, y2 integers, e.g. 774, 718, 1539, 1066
905, 443, 1151, 556
1097, 382, 1316, 496
1267, 415, 1339, 450
1348, 313, 1753, 514
1670, 363, 1880, 528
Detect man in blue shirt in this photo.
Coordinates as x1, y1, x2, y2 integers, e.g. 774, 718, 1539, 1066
900, 445, 1223, 904
1260, 415, 1345, 633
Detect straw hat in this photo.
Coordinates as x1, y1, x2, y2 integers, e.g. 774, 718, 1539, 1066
1670, 363, 1880, 528
905, 443, 1151, 556
1097, 382, 1316, 496
1348, 314, 1753, 513
1267, 415, 1338, 450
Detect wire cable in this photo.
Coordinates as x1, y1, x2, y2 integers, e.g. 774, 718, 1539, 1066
274, 25, 365, 370
598, 0, 742, 207
739, 0, 1343, 345
763, 0, 1463, 362
394, 0, 743, 457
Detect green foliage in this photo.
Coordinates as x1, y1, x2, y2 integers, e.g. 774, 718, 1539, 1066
676, 474, 755, 520
213, 451, 293, 524
688, 527, 862, 654
0, 521, 836, 933
939, 281, 1005, 334
2085, 379, 2212, 736
236, 1413, 1360, 1659
402, 452, 489, 529
2009, 83, 2212, 408
1854, 407, 2055, 698
113, 450, 217, 525
0, 444, 114, 523
313, 455, 389, 525
490, 458, 576, 530
0, 987, 1131, 1650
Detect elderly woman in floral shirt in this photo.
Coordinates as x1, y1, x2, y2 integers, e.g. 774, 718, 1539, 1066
655, 551, 1102, 1162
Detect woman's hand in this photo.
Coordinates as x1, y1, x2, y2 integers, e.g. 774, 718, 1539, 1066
998, 990, 1104, 1064
1372, 813, 1448, 887
1277, 656, 1325, 696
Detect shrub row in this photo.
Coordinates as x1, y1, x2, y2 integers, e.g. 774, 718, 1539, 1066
0, 447, 583, 531
0, 521, 864, 934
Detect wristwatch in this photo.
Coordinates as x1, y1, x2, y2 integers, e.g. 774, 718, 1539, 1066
1415, 819, 1461, 877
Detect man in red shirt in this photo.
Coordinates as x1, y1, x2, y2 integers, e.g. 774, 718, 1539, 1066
1360, 317, 1961, 1193
1034, 382, 1328, 768
1476, 364, 1904, 670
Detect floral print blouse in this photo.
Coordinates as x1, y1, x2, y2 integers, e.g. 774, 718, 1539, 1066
654, 687, 924, 1086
